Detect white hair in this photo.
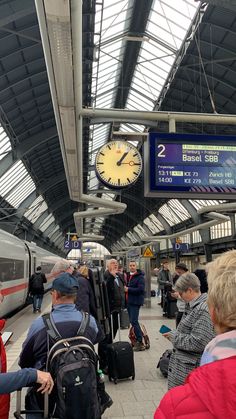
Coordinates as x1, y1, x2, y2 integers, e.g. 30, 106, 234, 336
106, 258, 117, 269
51, 259, 72, 274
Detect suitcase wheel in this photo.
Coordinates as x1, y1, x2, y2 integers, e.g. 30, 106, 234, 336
114, 379, 118, 384
145, 343, 150, 350
109, 375, 112, 382
132, 375, 135, 380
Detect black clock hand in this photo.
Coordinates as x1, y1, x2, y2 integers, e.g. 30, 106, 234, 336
117, 152, 129, 166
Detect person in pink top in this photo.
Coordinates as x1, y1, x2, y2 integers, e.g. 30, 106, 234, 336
154, 249, 236, 419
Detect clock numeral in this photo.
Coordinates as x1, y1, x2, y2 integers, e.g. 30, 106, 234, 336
97, 162, 104, 165
127, 178, 131, 183
100, 152, 105, 156
107, 144, 111, 150
133, 172, 138, 176
100, 171, 105, 175
133, 153, 138, 157
118, 178, 120, 186
108, 177, 111, 183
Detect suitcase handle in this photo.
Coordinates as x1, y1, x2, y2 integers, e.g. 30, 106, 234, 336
111, 312, 121, 342
14, 389, 49, 419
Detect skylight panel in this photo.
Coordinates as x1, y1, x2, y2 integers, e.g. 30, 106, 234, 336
39, 213, 55, 233
144, 215, 162, 234
189, 200, 226, 210
149, 214, 164, 230
127, 231, 138, 244
0, 161, 36, 207
0, 125, 11, 161
24, 195, 48, 224
7, 176, 36, 208
48, 225, 59, 239
159, 203, 181, 226
168, 199, 191, 221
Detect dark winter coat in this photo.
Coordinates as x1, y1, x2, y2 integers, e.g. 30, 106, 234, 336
73, 273, 97, 319
29, 272, 47, 295
127, 270, 145, 306
106, 272, 125, 313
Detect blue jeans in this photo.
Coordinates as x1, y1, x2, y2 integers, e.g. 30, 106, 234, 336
127, 304, 142, 342
33, 294, 43, 311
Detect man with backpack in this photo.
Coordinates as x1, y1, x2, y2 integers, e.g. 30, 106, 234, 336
19, 272, 110, 418
29, 266, 47, 313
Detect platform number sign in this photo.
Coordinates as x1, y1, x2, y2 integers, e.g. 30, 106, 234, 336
64, 233, 82, 250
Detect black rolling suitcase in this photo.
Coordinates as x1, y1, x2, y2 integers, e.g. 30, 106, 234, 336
107, 313, 135, 384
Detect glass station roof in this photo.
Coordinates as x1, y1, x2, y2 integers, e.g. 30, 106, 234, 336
87, 0, 199, 237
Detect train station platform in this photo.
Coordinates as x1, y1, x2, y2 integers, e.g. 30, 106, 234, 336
5, 288, 175, 418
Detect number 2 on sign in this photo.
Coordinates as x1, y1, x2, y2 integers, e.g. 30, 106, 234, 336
157, 144, 166, 158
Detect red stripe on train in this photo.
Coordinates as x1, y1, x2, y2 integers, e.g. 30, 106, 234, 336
1, 283, 28, 296
1, 277, 53, 296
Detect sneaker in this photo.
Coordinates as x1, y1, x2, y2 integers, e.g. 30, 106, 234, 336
133, 341, 146, 351
100, 397, 113, 414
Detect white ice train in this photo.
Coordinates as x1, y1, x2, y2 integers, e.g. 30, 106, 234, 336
0, 228, 61, 317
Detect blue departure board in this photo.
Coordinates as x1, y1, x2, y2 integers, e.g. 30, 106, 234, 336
144, 133, 236, 199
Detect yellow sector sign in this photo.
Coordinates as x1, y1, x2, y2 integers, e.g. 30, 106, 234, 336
143, 247, 154, 257
71, 235, 78, 241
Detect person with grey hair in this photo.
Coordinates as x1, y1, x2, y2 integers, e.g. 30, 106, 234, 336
162, 272, 215, 389
50, 259, 74, 276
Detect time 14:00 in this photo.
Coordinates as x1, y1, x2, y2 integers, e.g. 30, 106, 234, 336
158, 177, 173, 183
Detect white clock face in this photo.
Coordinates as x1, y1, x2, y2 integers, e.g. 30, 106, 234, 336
95, 140, 142, 188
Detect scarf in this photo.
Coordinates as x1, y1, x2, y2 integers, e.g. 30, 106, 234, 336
200, 329, 236, 366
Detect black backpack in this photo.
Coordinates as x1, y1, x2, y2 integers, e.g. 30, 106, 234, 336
43, 312, 101, 419
31, 273, 43, 292
157, 349, 172, 378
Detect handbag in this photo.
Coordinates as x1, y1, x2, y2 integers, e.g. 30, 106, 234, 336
26, 293, 33, 305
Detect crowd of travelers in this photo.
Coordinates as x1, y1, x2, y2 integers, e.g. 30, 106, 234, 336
1, 251, 236, 418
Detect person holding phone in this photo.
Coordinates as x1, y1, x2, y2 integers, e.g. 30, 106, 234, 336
154, 250, 236, 419
162, 273, 215, 389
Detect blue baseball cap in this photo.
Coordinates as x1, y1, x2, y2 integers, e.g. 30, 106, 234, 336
52, 273, 79, 294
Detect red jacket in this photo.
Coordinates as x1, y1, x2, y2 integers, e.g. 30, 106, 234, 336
0, 319, 10, 419
154, 355, 236, 419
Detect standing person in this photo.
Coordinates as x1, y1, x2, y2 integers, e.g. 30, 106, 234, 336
124, 260, 145, 351
98, 259, 125, 370
73, 265, 97, 319
0, 288, 10, 419
29, 266, 47, 313
19, 273, 111, 418
154, 250, 236, 419
172, 262, 189, 326
156, 261, 172, 307
51, 262, 112, 413
162, 273, 215, 390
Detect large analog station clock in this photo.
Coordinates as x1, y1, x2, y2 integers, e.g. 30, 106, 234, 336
95, 140, 142, 188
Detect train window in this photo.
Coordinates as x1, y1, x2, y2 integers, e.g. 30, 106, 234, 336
0, 258, 24, 282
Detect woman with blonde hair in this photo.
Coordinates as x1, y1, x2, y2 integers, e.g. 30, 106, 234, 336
154, 249, 236, 419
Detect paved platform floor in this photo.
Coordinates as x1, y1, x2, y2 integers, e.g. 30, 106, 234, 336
5, 290, 175, 418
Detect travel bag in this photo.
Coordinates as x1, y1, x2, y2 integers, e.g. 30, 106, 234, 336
107, 313, 135, 384
120, 308, 130, 329
157, 349, 172, 378
129, 323, 150, 349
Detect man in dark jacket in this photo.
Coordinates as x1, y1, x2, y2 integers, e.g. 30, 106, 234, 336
29, 266, 47, 313
156, 261, 172, 307
124, 260, 145, 351
98, 259, 125, 370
